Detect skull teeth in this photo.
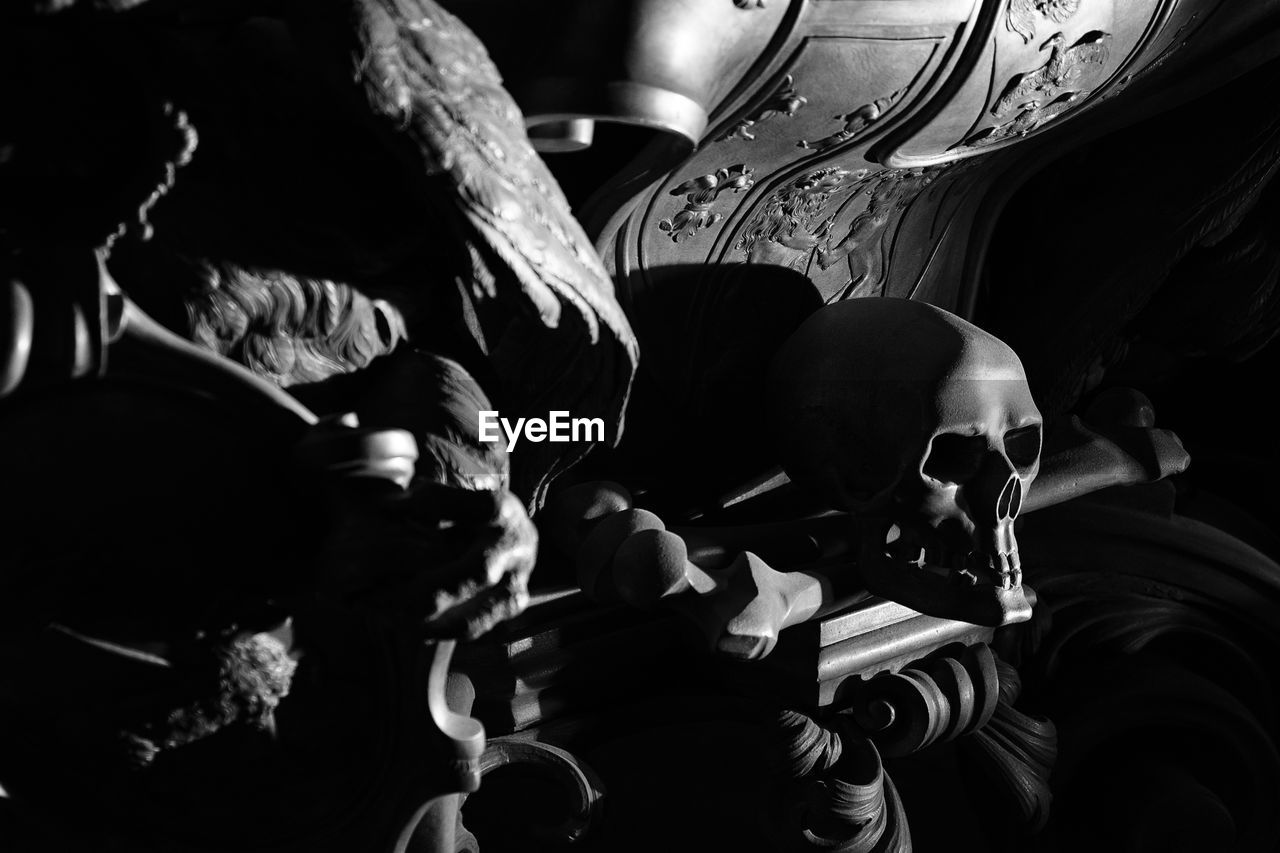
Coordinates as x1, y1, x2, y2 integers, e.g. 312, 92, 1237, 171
927, 547, 1021, 589
880, 527, 1023, 592
979, 553, 1008, 586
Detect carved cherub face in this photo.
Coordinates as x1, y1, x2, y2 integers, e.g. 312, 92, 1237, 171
767, 298, 1042, 626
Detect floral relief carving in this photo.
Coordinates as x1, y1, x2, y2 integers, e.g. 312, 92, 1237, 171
716, 74, 807, 143
1006, 0, 1082, 44
657, 164, 756, 242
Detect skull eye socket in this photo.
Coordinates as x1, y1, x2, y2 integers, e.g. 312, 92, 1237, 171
922, 433, 986, 483
1004, 425, 1042, 473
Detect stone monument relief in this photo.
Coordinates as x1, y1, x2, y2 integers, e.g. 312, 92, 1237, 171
4, 0, 1280, 851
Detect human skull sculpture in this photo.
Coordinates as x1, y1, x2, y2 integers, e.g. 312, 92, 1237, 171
767, 298, 1042, 626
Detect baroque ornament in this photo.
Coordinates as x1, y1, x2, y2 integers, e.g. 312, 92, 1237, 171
767, 298, 1043, 627
958, 30, 1111, 148
716, 74, 807, 142
813, 168, 937, 298
0, 0, 634, 846
768, 710, 910, 851
1006, 0, 1082, 44
735, 166, 938, 296
658, 164, 755, 242
798, 87, 908, 154
736, 167, 872, 267
993, 30, 1111, 118
960, 91, 1086, 147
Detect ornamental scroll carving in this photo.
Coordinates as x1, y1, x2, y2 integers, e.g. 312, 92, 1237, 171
958, 30, 1111, 149
992, 31, 1111, 119
959, 92, 1086, 147
1006, 0, 1082, 45
763, 645, 1055, 852
716, 74, 807, 143
798, 87, 908, 154
658, 164, 756, 242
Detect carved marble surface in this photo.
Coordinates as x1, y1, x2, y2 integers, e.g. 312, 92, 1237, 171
439, 1, 1279, 849
577, 0, 1241, 320
8, 1, 1280, 850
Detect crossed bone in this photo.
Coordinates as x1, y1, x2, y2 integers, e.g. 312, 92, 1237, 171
547, 389, 1188, 660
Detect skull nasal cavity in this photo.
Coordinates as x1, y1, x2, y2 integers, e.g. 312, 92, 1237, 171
998, 477, 1022, 520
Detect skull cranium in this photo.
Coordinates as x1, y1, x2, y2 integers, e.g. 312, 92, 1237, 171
766, 298, 1042, 626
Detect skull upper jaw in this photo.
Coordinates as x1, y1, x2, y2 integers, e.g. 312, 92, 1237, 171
856, 525, 1034, 627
